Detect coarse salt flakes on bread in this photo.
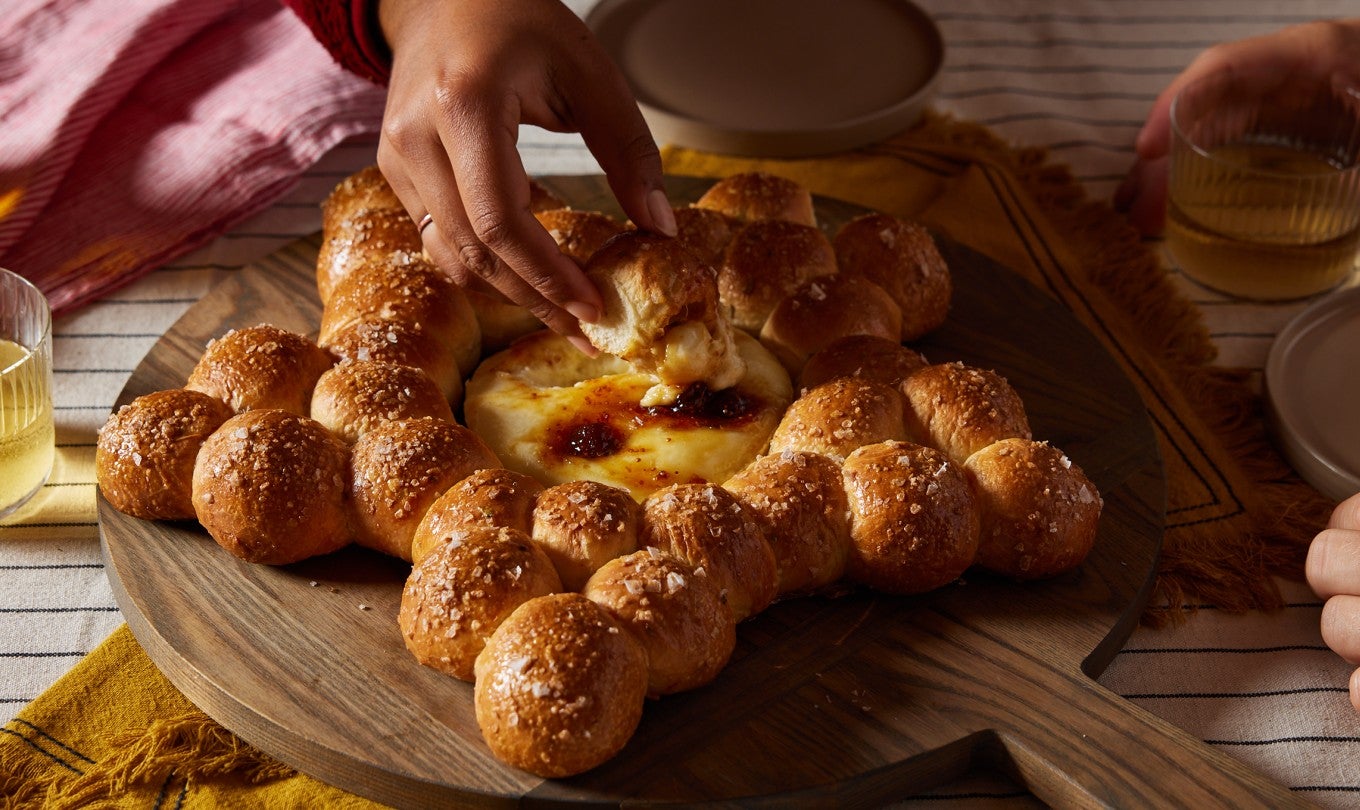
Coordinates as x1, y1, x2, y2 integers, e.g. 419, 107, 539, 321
399, 524, 562, 682
583, 547, 735, 697
96, 388, 234, 521
191, 409, 351, 565
474, 593, 647, 778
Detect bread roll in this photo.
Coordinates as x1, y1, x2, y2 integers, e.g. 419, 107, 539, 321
964, 438, 1102, 580
530, 480, 640, 591
759, 273, 902, 377
723, 450, 852, 596
673, 205, 737, 266
799, 334, 928, 392
474, 593, 647, 778
718, 219, 837, 332
833, 213, 951, 341
191, 409, 351, 565
528, 177, 567, 213
583, 549, 735, 696
316, 165, 420, 303
400, 525, 562, 681
841, 440, 979, 594
768, 377, 908, 463
96, 389, 234, 520
901, 361, 1032, 463
639, 483, 777, 621
350, 418, 501, 561
695, 171, 816, 227
185, 324, 334, 416
319, 258, 481, 378
465, 289, 545, 354
535, 208, 627, 266
319, 315, 465, 406
309, 359, 454, 444
578, 231, 744, 404
410, 467, 545, 565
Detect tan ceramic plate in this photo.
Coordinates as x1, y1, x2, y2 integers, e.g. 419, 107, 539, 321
586, 0, 944, 157
1266, 284, 1360, 502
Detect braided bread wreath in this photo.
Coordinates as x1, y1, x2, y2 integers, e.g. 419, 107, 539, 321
96, 169, 1102, 780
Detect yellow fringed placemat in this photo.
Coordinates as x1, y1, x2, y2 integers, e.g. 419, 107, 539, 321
1, 111, 1335, 806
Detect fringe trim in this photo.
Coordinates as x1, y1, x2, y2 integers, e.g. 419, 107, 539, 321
910, 111, 1336, 624
1, 711, 294, 809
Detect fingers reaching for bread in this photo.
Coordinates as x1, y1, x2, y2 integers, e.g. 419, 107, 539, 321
95, 168, 1102, 780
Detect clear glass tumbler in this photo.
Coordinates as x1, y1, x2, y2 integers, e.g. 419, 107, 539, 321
0, 268, 55, 518
1165, 72, 1360, 301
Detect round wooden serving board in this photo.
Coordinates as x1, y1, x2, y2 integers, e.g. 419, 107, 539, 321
100, 176, 1303, 807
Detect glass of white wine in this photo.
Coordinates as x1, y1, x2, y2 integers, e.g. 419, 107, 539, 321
1166, 71, 1360, 301
0, 268, 54, 518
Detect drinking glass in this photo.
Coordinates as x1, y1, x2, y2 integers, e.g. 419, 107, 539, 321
0, 268, 54, 518
1165, 71, 1360, 301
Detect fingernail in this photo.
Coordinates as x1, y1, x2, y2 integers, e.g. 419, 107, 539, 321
567, 334, 599, 357
648, 188, 677, 236
565, 300, 599, 323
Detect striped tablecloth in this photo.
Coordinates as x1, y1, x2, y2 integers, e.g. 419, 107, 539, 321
4, 1, 1359, 804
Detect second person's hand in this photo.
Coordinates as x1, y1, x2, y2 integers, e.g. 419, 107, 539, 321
375, 0, 676, 348
1114, 19, 1360, 236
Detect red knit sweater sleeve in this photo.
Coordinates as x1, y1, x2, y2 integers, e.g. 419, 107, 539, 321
280, 0, 391, 85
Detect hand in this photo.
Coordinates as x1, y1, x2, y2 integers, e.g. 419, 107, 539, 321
1114, 19, 1360, 236
1306, 492, 1360, 710
374, 0, 676, 348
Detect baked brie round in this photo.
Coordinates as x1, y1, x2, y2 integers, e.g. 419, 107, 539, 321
464, 330, 792, 501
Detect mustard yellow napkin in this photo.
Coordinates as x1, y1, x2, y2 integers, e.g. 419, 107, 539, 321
0, 625, 384, 809
1, 112, 1332, 806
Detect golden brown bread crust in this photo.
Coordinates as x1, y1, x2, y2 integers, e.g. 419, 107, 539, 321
464, 289, 545, 354
530, 480, 640, 591
901, 361, 1032, 464
308, 359, 454, 444
96, 389, 234, 521
535, 208, 628, 266
579, 231, 744, 398
582, 549, 735, 697
695, 171, 816, 227
191, 409, 351, 565
350, 418, 501, 561
768, 376, 908, 464
319, 259, 481, 378
723, 450, 852, 596
758, 273, 902, 377
833, 213, 951, 341
639, 483, 778, 622
185, 324, 335, 416
672, 205, 737, 266
528, 178, 567, 213
841, 440, 980, 594
474, 592, 647, 778
316, 165, 420, 303
964, 438, 1103, 579
798, 334, 929, 393
717, 219, 837, 332
410, 467, 545, 565
399, 525, 562, 682
319, 315, 465, 406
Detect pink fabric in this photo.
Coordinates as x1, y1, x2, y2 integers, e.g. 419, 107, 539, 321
0, 0, 387, 314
